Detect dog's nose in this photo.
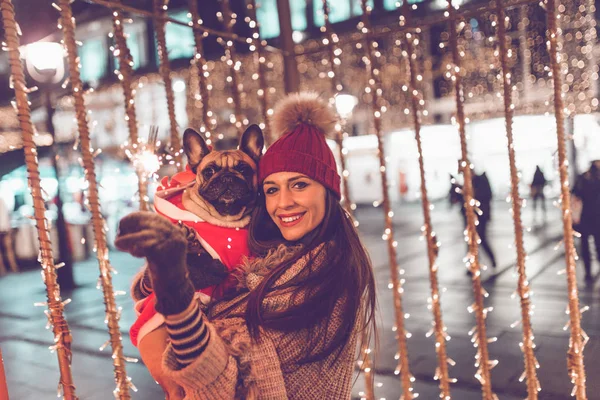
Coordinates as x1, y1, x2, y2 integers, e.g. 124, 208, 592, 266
220, 174, 235, 184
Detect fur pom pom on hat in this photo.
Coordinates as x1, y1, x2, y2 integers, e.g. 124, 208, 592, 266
259, 92, 341, 199
270, 92, 337, 139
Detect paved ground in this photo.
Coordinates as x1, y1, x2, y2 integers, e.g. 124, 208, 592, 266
1, 200, 599, 399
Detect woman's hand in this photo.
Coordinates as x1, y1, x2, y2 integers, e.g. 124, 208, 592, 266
115, 211, 187, 272
115, 211, 195, 315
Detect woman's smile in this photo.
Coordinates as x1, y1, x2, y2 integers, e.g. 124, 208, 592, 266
278, 211, 306, 227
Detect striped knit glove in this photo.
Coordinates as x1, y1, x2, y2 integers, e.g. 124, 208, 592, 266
115, 211, 195, 315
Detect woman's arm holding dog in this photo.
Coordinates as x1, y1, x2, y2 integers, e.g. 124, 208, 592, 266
116, 212, 252, 398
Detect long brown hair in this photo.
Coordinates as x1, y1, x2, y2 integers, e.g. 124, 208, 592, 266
245, 189, 377, 365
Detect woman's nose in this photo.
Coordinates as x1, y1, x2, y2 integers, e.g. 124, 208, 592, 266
277, 188, 295, 208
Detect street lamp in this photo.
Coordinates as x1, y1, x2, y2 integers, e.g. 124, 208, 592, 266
23, 41, 75, 289
335, 93, 358, 120
23, 42, 65, 84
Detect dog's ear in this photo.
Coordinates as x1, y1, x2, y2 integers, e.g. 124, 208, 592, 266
239, 124, 264, 164
183, 128, 211, 173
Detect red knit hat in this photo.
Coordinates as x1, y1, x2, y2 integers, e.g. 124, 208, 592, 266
259, 92, 341, 199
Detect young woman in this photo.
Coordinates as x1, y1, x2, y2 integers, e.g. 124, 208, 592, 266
116, 92, 376, 399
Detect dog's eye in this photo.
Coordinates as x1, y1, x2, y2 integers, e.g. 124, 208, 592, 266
235, 163, 253, 176
203, 167, 215, 179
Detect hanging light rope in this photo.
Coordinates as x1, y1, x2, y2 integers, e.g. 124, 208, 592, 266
247, 0, 272, 144
399, 2, 453, 398
153, 0, 182, 169
188, 0, 216, 145
494, 1, 541, 397
110, 0, 148, 211
1, 1, 77, 397
321, 2, 372, 397
217, 0, 246, 139
57, 1, 132, 397
322, 0, 355, 216
544, 0, 588, 397
445, 0, 496, 398
186, 56, 201, 131
359, 1, 415, 398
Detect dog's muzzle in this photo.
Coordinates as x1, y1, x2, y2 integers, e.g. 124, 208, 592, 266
203, 174, 251, 200
200, 173, 256, 216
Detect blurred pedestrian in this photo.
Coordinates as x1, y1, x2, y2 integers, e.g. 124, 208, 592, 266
530, 166, 547, 222
449, 172, 497, 272
399, 169, 409, 202
572, 160, 600, 281
0, 196, 18, 274
474, 172, 497, 268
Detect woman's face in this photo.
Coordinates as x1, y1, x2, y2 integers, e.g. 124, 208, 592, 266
263, 172, 327, 241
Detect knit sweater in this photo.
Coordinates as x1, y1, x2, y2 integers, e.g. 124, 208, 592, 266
158, 243, 360, 399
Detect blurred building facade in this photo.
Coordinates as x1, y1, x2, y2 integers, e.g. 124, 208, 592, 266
0, 0, 597, 218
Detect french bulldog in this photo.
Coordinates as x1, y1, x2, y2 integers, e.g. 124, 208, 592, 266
117, 124, 264, 399
181, 124, 263, 225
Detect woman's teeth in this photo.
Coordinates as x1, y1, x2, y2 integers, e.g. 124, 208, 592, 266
282, 215, 302, 223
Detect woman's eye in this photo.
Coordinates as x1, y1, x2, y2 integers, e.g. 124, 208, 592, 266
265, 187, 278, 195
293, 181, 308, 189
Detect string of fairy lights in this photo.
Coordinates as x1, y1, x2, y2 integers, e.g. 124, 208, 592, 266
187, 0, 217, 145
544, 0, 588, 398
3, 0, 597, 397
217, 0, 247, 139
359, 1, 416, 399
318, 3, 374, 398
321, 0, 355, 216
110, 0, 150, 211
153, 0, 182, 170
445, 0, 497, 398
492, 0, 541, 399
493, 1, 541, 397
246, 0, 273, 144
0, 0, 78, 397
399, 1, 454, 398
57, 0, 134, 398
